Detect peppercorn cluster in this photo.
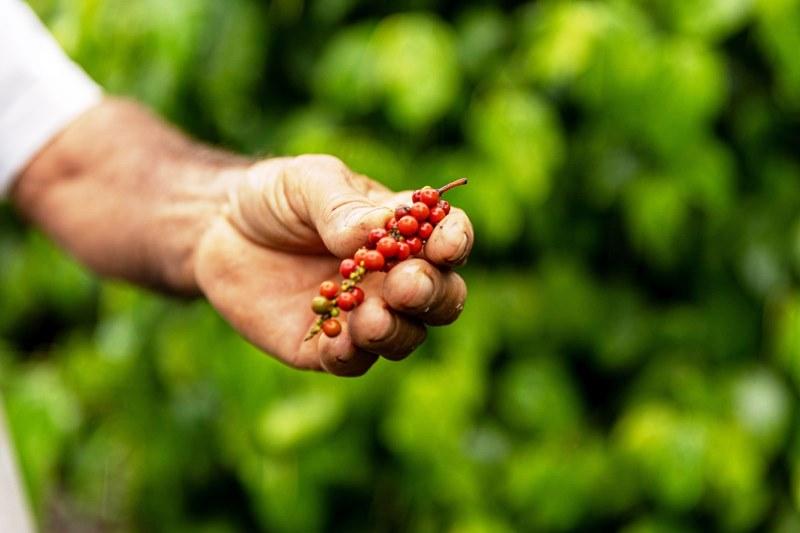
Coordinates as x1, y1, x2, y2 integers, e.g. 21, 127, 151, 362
306, 178, 467, 340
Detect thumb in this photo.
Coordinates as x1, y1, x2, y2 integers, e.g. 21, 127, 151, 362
288, 155, 393, 258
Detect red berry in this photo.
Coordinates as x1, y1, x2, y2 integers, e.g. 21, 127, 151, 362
363, 250, 385, 271
354, 247, 368, 266
339, 259, 357, 278
419, 187, 439, 207
319, 280, 338, 299
322, 318, 341, 337
429, 206, 446, 225
396, 241, 411, 261
368, 228, 387, 247
397, 215, 419, 237
412, 190, 422, 203
418, 222, 434, 240
406, 237, 423, 255
337, 291, 357, 311
409, 202, 430, 222
437, 200, 451, 215
395, 205, 410, 220
385, 217, 397, 231
377, 236, 399, 258
351, 286, 365, 304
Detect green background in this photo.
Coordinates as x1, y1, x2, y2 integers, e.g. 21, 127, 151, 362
2, 0, 800, 531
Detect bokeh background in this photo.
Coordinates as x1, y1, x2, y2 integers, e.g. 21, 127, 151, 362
2, 0, 800, 531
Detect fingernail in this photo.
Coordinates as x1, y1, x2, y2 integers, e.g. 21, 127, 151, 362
449, 232, 469, 265
406, 270, 435, 309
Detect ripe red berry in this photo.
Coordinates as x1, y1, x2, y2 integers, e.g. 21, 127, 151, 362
368, 228, 387, 247
406, 237, 423, 255
337, 291, 357, 311
396, 241, 411, 261
339, 259, 357, 278
429, 206, 446, 225
351, 286, 365, 304
419, 187, 439, 207
322, 318, 341, 337
412, 190, 421, 203
377, 236, 399, 258
385, 217, 397, 231
397, 215, 419, 237
409, 202, 430, 222
319, 280, 338, 299
418, 222, 434, 240
363, 250, 385, 271
354, 247, 368, 266
437, 200, 451, 215
395, 205, 410, 219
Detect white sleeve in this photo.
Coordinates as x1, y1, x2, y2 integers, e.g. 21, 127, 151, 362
0, 0, 102, 196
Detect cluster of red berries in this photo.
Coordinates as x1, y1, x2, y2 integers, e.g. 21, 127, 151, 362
306, 178, 468, 340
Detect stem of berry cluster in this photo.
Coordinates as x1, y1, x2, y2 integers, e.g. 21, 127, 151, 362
438, 177, 468, 195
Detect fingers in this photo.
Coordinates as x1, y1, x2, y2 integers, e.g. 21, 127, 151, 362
423, 207, 474, 268
348, 296, 427, 361
382, 259, 467, 326
317, 322, 379, 376
285, 155, 393, 258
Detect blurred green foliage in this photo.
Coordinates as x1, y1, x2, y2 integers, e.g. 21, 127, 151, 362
3, 0, 800, 531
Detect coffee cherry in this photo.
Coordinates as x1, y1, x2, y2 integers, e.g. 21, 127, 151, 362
385, 217, 397, 231
438, 200, 451, 215
363, 250, 385, 271
397, 215, 419, 237
337, 291, 357, 311
339, 259, 357, 279
419, 187, 439, 207
351, 286, 365, 304
409, 202, 430, 222
311, 296, 333, 314
368, 228, 387, 247
396, 241, 411, 261
412, 190, 421, 203
395, 205, 411, 219
383, 259, 398, 272
377, 236, 399, 258
406, 237, 423, 255
429, 206, 446, 225
354, 247, 368, 266
418, 222, 434, 240
322, 318, 341, 337
319, 281, 338, 299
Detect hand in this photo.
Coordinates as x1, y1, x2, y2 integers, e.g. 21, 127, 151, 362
195, 155, 474, 376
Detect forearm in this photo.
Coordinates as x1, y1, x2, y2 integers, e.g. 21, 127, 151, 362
11, 98, 250, 294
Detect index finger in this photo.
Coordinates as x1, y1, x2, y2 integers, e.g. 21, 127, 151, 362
423, 207, 474, 268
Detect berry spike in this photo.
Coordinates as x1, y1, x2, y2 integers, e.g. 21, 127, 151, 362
305, 177, 468, 341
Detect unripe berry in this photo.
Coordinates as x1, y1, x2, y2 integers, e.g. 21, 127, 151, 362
319, 281, 338, 299
377, 236, 399, 258
429, 206, 446, 225
368, 228, 387, 247
311, 296, 333, 314
419, 187, 439, 207
363, 250, 385, 271
437, 200, 451, 215
337, 291, 357, 311
397, 215, 419, 237
339, 259, 357, 279
396, 241, 411, 261
322, 318, 341, 337
409, 202, 430, 222
406, 237, 423, 255
351, 286, 365, 304
418, 222, 434, 240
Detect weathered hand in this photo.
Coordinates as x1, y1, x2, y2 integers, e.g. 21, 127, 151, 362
195, 155, 474, 376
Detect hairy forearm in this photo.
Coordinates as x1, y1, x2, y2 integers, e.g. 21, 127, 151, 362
11, 98, 250, 294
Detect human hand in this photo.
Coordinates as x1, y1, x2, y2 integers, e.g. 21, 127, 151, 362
195, 155, 474, 376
